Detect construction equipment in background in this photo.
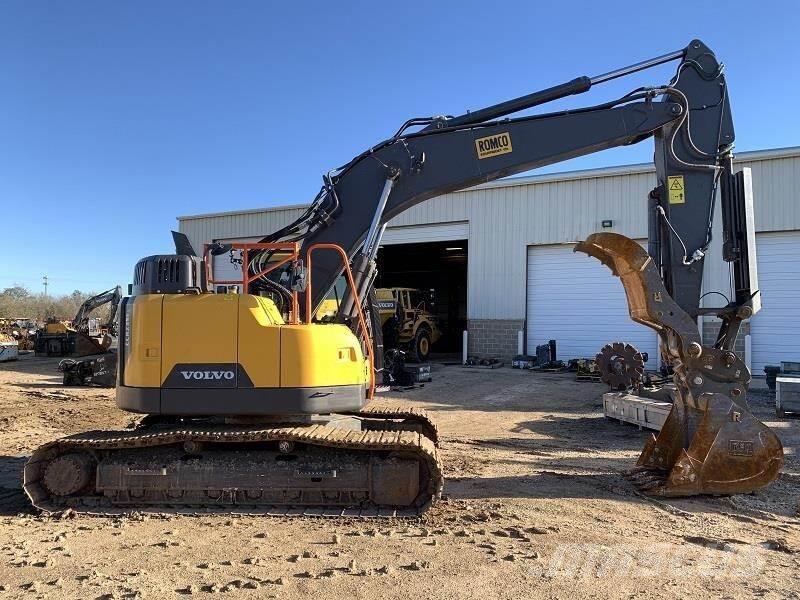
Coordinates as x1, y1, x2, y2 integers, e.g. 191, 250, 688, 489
572, 358, 600, 382
383, 348, 432, 387
0, 318, 37, 352
34, 319, 74, 356
58, 352, 118, 387
25, 40, 782, 515
377, 287, 441, 363
532, 340, 565, 371
0, 332, 19, 362
70, 285, 122, 357
34, 286, 122, 357
313, 297, 340, 322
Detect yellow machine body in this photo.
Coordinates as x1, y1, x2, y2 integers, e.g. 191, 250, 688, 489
44, 321, 73, 335
117, 293, 370, 416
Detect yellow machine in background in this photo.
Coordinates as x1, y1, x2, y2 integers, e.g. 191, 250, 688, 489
34, 287, 122, 357
43, 320, 71, 335
0, 318, 36, 352
313, 297, 340, 322
376, 287, 441, 363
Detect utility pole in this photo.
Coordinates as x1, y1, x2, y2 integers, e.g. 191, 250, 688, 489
43, 275, 48, 297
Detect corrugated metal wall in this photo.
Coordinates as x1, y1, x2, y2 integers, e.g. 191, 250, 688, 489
179, 148, 800, 321
180, 206, 307, 258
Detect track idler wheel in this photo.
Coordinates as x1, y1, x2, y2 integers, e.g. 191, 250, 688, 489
42, 453, 95, 497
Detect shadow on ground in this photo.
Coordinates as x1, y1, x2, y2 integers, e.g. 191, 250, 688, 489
445, 461, 800, 520
9, 380, 68, 389
0, 456, 31, 515
387, 367, 609, 413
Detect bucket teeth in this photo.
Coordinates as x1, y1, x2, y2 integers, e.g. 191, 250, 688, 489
624, 468, 669, 494
624, 465, 659, 477
632, 474, 667, 488
626, 468, 662, 481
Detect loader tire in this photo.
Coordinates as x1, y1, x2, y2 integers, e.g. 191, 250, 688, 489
411, 326, 432, 363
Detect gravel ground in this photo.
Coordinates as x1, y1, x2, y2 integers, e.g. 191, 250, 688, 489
0, 354, 798, 599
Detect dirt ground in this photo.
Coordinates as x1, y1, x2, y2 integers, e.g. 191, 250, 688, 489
0, 354, 798, 599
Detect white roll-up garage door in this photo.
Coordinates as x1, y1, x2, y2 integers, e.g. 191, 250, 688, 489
526, 243, 658, 362
750, 231, 800, 372
381, 221, 469, 245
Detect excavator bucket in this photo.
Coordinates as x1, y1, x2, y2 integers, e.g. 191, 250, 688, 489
575, 232, 783, 497
633, 392, 783, 496
73, 332, 113, 358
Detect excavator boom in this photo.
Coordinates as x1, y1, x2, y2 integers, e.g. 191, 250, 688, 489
73, 286, 122, 335
254, 40, 731, 320
71, 286, 122, 357
254, 38, 779, 497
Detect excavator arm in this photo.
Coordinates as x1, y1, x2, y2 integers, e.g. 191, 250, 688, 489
242, 39, 779, 497
73, 286, 122, 335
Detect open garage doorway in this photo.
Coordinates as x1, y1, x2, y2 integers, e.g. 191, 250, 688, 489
376, 240, 468, 357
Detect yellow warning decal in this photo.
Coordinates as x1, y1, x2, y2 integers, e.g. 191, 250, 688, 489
668, 175, 685, 204
475, 132, 513, 159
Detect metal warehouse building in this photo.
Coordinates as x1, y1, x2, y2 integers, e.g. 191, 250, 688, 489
179, 146, 800, 372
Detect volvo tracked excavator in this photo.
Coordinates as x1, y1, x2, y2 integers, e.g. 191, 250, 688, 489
25, 39, 783, 515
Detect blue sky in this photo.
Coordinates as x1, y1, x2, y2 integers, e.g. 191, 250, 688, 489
2, 1, 798, 295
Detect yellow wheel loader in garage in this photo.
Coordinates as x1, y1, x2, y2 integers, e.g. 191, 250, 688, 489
376, 287, 441, 363
25, 39, 782, 515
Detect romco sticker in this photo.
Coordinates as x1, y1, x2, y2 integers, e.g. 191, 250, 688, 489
475, 132, 513, 159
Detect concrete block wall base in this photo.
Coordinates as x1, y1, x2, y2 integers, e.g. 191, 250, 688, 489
701, 318, 750, 361
467, 319, 525, 362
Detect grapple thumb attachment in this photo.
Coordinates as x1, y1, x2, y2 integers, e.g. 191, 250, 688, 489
575, 232, 783, 497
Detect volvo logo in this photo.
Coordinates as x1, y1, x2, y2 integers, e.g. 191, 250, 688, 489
180, 370, 235, 381
164, 363, 252, 388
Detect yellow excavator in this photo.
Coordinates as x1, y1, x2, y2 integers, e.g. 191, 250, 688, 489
25, 40, 782, 515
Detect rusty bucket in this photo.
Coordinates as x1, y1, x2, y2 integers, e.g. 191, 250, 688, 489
575, 232, 783, 497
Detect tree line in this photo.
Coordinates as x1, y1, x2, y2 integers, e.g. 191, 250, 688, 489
0, 285, 107, 322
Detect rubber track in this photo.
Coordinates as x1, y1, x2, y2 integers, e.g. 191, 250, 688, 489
346, 402, 439, 445
23, 423, 443, 518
